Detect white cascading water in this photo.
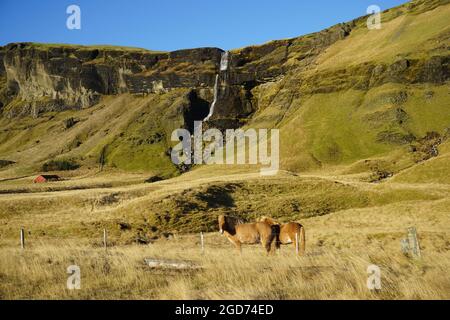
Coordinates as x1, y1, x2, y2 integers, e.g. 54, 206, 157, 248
220, 51, 229, 71
204, 51, 229, 121
203, 74, 219, 122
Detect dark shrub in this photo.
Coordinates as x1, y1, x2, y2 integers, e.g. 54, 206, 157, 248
145, 176, 164, 183
63, 117, 78, 129
42, 159, 80, 172
0, 159, 15, 168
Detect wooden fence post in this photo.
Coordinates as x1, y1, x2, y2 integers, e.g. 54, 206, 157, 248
200, 232, 204, 255
103, 228, 107, 252
20, 228, 25, 249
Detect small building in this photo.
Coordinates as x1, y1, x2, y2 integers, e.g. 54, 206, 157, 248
33, 175, 61, 183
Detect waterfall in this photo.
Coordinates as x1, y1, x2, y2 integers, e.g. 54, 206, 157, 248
203, 74, 219, 122
204, 51, 229, 122
220, 51, 229, 71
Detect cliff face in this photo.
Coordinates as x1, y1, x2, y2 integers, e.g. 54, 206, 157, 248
0, 20, 356, 121
0, 0, 449, 176
0, 49, 8, 110
1, 44, 221, 116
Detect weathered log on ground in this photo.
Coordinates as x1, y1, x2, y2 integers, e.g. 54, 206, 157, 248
144, 258, 201, 270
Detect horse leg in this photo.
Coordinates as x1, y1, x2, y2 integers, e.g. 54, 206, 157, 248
274, 226, 281, 253
261, 237, 270, 255
231, 239, 242, 254
235, 241, 242, 254
291, 229, 304, 255
263, 235, 275, 255
258, 235, 266, 254
276, 239, 282, 255
226, 235, 242, 254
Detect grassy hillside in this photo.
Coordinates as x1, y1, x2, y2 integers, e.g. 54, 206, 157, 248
315, 2, 450, 69
246, 1, 450, 175
0, 92, 189, 179
271, 83, 450, 173
390, 140, 450, 183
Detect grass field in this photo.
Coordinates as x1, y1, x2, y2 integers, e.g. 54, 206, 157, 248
1, 219, 449, 299
0, 164, 449, 299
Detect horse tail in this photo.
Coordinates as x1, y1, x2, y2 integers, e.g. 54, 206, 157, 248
298, 224, 306, 256
272, 224, 281, 250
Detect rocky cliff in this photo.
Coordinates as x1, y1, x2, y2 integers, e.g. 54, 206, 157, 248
0, 19, 357, 121
1, 44, 219, 115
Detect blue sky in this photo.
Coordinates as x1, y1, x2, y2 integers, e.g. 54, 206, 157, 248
0, 0, 408, 51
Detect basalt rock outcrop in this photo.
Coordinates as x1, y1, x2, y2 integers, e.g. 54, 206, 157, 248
0, 19, 361, 122
1, 44, 222, 116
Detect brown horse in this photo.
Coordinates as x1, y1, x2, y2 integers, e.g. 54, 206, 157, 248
218, 215, 279, 254
259, 217, 306, 255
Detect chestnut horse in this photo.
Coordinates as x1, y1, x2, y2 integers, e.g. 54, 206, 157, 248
218, 215, 279, 254
259, 217, 306, 255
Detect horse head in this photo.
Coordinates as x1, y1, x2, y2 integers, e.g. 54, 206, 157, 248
218, 215, 242, 235
218, 215, 226, 234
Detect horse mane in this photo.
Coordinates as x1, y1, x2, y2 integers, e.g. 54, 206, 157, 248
226, 215, 245, 226
259, 216, 280, 226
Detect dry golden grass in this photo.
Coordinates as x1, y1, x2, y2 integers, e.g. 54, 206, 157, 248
314, 3, 450, 70
0, 165, 449, 299
1, 233, 449, 300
